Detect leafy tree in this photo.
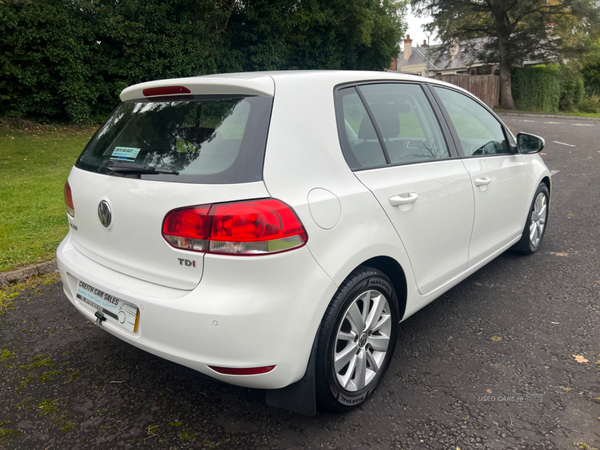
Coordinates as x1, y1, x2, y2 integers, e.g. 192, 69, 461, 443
580, 39, 600, 96
89, 0, 237, 112
0, 0, 406, 124
0, 0, 236, 123
411, 0, 600, 109
582, 58, 600, 95
284, 0, 405, 71
0, 0, 97, 122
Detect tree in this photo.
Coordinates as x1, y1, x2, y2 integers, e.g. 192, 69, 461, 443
411, 0, 600, 109
0, 0, 237, 123
0, 0, 407, 124
0, 0, 97, 122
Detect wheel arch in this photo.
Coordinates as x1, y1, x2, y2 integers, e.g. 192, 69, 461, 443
360, 256, 408, 321
541, 175, 551, 196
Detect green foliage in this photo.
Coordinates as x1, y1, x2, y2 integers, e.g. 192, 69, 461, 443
0, 0, 406, 124
574, 78, 585, 105
512, 66, 561, 113
576, 94, 600, 113
0, 0, 97, 124
228, 0, 405, 72
511, 64, 587, 113
582, 58, 600, 96
556, 65, 585, 111
412, 0, 600, 109
559, 79, 584, 111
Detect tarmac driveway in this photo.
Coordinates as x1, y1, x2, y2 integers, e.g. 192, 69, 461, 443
1, 114, 599, 449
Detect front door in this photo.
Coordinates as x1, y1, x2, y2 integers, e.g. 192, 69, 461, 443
432, 86, 530, 267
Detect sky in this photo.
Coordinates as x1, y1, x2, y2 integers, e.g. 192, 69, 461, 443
404, 6, 440, 49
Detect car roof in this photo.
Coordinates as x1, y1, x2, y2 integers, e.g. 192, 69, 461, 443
120, 70, 464, 102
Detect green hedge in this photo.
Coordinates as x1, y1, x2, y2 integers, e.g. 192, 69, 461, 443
0, 0, 404, 124
511, 65, 588, 113
511, 66, 561, 113
582, 59, 600, 96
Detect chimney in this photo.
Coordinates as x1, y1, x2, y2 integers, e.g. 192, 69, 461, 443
423, 39, 427, 47
389, 57, 397, 71
403, 34, 413, 61
450, 38, 459, 59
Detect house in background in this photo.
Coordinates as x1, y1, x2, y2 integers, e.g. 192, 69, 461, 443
388, 34, 497, 76
389, 29, 554, 77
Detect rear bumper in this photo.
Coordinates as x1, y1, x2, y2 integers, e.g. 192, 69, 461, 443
57, 234, 336, 389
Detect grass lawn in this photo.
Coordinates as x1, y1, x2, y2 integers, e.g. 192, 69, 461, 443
0, 121, 96, 272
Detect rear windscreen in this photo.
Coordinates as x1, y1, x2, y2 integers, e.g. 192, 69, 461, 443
76, 95, 273, 184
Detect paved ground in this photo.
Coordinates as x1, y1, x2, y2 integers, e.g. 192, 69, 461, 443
1, 114, 599, 449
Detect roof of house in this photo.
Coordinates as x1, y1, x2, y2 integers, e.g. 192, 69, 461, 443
397, 38, 487, 71
397, 35, 552, 72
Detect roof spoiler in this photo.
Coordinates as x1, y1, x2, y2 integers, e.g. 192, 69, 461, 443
120, 74, 275, 101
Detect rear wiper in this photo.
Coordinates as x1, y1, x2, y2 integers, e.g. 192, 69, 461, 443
104, 160, 179, 175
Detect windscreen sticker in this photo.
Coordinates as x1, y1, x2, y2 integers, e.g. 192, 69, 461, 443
111, 146, 140, 161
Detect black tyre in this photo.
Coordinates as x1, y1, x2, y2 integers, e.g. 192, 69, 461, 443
513, 183, 549, 254
315, 266, 399, 411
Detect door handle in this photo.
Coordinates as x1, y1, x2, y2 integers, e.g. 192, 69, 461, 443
389, 193, 419, 207
474, 177, 492, 187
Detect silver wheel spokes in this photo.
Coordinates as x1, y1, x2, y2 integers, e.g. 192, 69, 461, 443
529, 192, 547, 248
334, 290, 392, 392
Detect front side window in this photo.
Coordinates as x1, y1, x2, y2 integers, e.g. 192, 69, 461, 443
433, 87, 510, 156
76, 95, 272, 184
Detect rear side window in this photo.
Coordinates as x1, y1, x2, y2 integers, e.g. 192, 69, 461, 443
358, 84, 449, 164
338, 88, 387, 169
336, 83, 449, 170
76, 96, 272, 184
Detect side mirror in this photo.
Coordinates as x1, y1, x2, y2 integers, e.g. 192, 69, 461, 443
517, 133, 545, 154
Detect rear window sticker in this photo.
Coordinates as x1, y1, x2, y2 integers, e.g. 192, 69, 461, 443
111, 146, 141, 161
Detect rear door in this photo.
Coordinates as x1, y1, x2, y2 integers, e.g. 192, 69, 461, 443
338, 82, 475, 295
68, 90, 273, 290
431, 86, 530, 267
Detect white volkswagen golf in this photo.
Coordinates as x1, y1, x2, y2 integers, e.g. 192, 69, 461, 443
57, 71, 550, 415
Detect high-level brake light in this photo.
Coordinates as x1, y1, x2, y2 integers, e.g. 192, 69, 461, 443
162, 199, 308, 255
142, 86, 191, 97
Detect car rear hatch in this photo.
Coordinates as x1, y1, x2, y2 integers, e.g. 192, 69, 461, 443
66, 74, 275, 290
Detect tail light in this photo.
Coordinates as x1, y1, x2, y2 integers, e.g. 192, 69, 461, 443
162, 199, 308, 255
64, 181, 75, 217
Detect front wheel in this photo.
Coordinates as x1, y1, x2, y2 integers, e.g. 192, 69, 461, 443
315, 266, 399, 411
513, 183, 549, 254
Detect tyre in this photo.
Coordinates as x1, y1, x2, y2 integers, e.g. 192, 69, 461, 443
315, 266, 399, 411
513, 183, 549, 254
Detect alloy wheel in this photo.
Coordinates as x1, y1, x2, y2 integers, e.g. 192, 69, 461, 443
529, 192, 547, 249
333, 289, 392, 392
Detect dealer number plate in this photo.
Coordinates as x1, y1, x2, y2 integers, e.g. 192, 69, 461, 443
75, 280, 138, 332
